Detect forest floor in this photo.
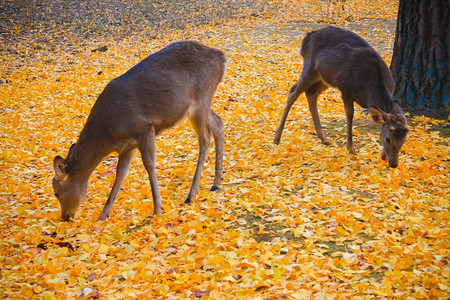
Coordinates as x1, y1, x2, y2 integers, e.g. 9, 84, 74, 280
1, 0, 449, 299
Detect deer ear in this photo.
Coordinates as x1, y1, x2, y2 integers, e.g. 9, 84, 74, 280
370, 106, 388, 125
68, 143, 76, 156
54, 156, 69, 181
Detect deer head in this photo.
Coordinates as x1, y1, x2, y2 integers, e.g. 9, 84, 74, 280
53, 155, 88, 220
370, 107, 408, 168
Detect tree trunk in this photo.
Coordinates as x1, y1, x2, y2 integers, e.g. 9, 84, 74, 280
390, 0, 449, 119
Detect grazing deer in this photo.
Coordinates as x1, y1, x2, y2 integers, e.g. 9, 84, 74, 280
53, 41, 226, 221
274, 26, 408, 168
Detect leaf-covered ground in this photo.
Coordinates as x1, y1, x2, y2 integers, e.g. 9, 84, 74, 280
1, 0, 449, 298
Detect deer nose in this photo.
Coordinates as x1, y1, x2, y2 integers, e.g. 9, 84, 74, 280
389, 162, 398, 168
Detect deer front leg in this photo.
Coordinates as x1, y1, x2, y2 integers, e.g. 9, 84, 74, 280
343, 95, 356, 155
98, 148, 137, 221
381, 148, 387, 161
139, 128, 162, 216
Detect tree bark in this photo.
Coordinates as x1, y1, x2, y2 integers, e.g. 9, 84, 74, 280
390, 0, 449, 119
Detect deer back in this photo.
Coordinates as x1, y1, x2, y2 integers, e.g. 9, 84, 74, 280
302, 26, 395, 112
82, 41, 226, 141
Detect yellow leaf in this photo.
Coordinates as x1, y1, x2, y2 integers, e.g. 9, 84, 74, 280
273, 266, 281, 280
98, 244, 109, 254
293, 226, 304, 238
207, 255, 231, 272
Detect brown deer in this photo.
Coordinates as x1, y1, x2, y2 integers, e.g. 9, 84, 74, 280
53, 41, 226, 221
274, 26, 408, 168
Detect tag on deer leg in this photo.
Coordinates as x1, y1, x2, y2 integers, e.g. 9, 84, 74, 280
315, 131, 330, 146
321, 138, 331, 146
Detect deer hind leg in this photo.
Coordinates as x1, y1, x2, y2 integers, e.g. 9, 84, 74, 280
274, 62, 319, 144
305, 82, 329, 145
342, 94, 356, 155
138, 127, 162, 216
185, 106, 212, 204
98, 148, 137, 221
207, 110, 224, 191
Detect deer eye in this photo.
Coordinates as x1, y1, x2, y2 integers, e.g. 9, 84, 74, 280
385, 137, 391, 144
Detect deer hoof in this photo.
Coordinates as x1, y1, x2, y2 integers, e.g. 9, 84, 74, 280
97, 214, 108, 221
323, 141, 331, 146
210, 185, 219, 192
273, 133, 281, 144
184, 197, 191, 204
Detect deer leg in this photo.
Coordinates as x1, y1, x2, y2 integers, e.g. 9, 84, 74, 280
342, 94, 356, 155
381, 149, 387, 161
185, 110, 212, 204
97, 148, 137, 221
208, 110, 224, 191
138, 127, 162, 216
274, 64, 317, 144
305, 82, 329, 145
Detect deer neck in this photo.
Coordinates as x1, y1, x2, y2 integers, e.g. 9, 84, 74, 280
65, 133, 109, 180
